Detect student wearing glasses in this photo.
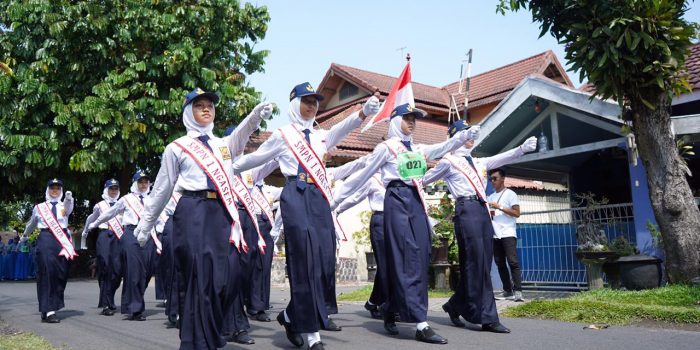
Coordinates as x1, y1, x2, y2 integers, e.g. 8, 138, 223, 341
486, 168, 524, 302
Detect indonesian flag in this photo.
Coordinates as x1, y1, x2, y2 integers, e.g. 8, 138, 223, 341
361, 62, 414, 133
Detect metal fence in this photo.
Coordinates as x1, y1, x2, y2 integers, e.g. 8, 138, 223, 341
516, 203, 636, 289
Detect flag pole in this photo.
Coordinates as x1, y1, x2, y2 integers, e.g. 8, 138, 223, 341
462, 49, 472, 121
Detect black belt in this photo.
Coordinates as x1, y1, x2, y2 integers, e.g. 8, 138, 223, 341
286, 175, 315, 184
182, 190, 218, 199
387, 180, 412, 188
457, 195, 485, 203
373, 211, 384, 215
124, 224, 137, 229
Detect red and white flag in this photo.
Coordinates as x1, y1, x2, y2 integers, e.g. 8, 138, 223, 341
361, 62, 414, 133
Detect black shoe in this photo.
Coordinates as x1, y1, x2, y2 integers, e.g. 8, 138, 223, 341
228, 330, 255, 345
364, 301, 382, 319
42, 314, 60, 323
254, 312, 271, 322
383, 312, 398, 335
127, 313, 146, 321
101, 307, 115, 316
167, 314, 179, 328
441, 303, 465, 327
322, 317, 342, 331
482, 322, 510, 333
415, 326, 447, 344
309, 341, 325, 350
156, 301, 166, 308
277, 311, 304, 348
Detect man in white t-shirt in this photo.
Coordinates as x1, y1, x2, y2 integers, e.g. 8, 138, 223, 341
486, 168, 524, 302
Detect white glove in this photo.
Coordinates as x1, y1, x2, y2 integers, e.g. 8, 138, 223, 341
87, 223, 96, 231
466, 125, 480, 141
362, 96, 380, 117
64, 191, 73, 200
259, 103, 273, 120
81, 230, 88, 238
520, 136, 537, 153
251, 102, 273, 120
135, 226, 150, 247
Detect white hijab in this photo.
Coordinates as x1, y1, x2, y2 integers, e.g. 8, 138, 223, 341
130, 181, 149, 197
102, 187, 119, 203
182, 104, 214, 137
388, 115, 412, 142
45, 186, 63, 203
287, 97, 316, 130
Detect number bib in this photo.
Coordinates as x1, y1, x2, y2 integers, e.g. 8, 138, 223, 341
397, 151, 427, 180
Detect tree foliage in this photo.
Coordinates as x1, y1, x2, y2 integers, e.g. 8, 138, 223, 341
0, 0, 270, 200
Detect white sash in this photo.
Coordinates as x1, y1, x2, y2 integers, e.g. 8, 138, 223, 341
124, 193, 162, 254
172, 136, 246, 251
279, 125, 347, 241
251, 185, 274, 224
98, 201, 124, 240
37, 202, 77, 260
384, 139, 429, 215
443, 154, 487, 201
231, 175, 266, 253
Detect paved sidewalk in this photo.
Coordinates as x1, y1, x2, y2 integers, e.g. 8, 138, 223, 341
0, 280, 697, 350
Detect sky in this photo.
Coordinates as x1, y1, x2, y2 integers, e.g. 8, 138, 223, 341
248, 1, 700, 130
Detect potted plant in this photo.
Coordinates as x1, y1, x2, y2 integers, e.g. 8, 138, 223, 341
351, 211, 375, 281
573, 193, 617, 289
603, 236, 638, 289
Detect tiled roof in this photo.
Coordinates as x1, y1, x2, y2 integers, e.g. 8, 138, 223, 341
686, 43, 700, 90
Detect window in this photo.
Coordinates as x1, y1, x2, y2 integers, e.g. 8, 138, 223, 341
339, 82, 359, 101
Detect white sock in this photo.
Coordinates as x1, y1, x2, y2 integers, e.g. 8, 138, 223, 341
417, 321, 429, 331
304, 332, 321, 346
46, 311, 55, 317
283, 309, 291, 323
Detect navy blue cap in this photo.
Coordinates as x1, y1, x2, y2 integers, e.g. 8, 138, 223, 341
132, 170, 149, 182
104, 178, 120, 188
183, 88, 220, 109
448, 119, 471, 138
47, 178, 63, 187
390, 103, 426, 119
224, 124, 237, 137
289, 82, 324, 101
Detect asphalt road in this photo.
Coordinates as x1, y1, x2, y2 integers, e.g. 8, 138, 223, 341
0, 280, 698, 349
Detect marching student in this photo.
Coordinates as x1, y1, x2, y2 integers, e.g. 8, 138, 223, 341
335, 169, 386, 319
422, 120, 536, 334
23, 178, 77, 323
332, 104, 477, 345
232, 82, 380, 350
82, 178, 123, 316
89, 171, 156, 321
134, 88, 271, 350
157, 192, 181, 327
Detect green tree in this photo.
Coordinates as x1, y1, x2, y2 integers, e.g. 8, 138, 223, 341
0, 0, 270, 202
498, 0, 700, 283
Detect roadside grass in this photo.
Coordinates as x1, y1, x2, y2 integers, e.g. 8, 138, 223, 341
0, 318, 57, 350
503, 284, 700, 325
337, 285, 452, 301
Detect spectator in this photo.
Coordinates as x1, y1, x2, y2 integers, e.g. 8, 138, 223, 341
487, 168, 524, 302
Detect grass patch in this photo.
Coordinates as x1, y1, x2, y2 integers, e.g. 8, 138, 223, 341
337, 285, 452, 301
503, 284, 700, 325
0, 332, 58, 350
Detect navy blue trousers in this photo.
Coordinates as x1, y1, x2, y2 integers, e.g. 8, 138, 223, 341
120, 226, 147, 315
280, 181, 334, 333
446, 199, 499, 325
160, 216, 179, 319
223, 207, 252, 335
173, 195, 234, 350
247, 214, 274, 313
96, 229, 121, 309
382, 182, 431, 323
368, 211, 387, 306
36, 229, 69, 313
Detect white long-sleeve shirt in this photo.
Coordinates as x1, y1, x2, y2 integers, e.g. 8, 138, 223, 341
23, 197, 74, 235
336, 173, 385, 213
139, 110, 265, 233
232, 112, 362, 175
83, 200, 121, 232
422, 146, 526, 197
332, 132, 469, 208
92, 194, 145, 229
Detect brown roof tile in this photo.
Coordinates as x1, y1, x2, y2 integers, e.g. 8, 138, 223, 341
686, 43, 700, 90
